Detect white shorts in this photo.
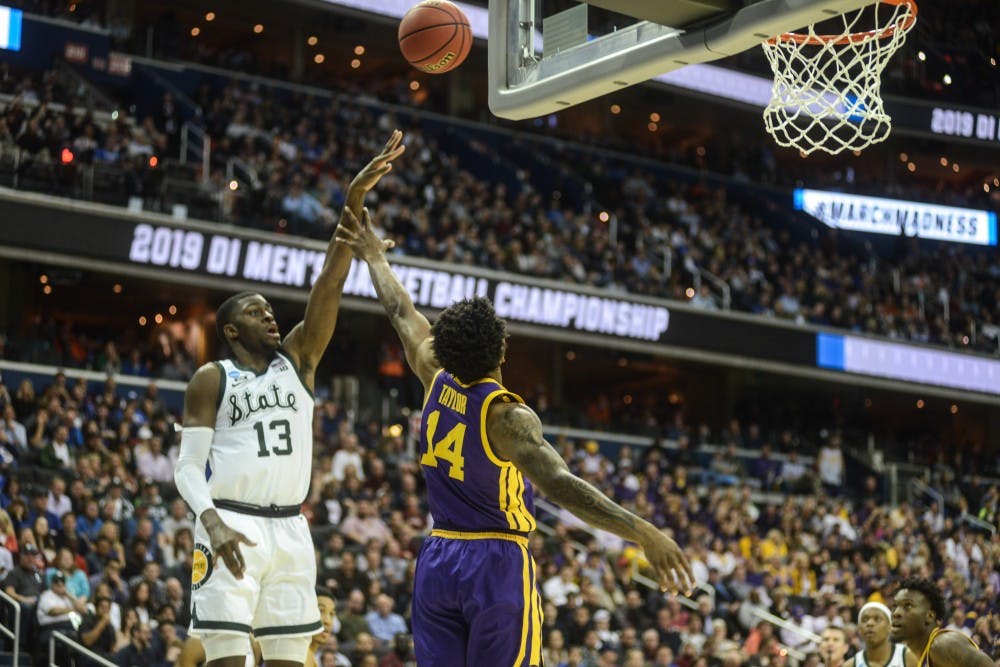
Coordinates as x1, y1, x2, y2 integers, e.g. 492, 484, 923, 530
189, 508, 320, 638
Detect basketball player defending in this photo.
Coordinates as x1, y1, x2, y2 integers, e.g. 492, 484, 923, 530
174, 131, 405, 667
890, 577, 992, 667
336, 207, 695, 667
842, 602, 915, 667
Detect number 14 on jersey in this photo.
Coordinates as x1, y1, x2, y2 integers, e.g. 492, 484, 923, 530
420, 410, 466, 480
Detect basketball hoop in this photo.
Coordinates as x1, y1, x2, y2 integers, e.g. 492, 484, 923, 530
761, 0, 918, 155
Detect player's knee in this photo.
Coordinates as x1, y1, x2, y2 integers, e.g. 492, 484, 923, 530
201, 633, 254, 663
258, 635, 312, 663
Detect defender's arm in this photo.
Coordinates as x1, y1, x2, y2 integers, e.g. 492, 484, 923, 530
487, 402, 694, 594
929, 633, 994, 667
335, 205, 439, 390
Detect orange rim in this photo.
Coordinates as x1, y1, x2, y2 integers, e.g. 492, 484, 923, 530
766, 0, 917, 46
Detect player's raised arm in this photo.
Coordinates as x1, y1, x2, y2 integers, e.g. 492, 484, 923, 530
486, 401, 695, 596
335, 206, 439, 389
283, 130, 406, 387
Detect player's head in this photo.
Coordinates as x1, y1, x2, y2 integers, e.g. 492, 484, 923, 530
818, 626, 849, 663
431, 297, 507, 383
215, 292, 280, 352
892, 577, 946, 642
857, 602, 892, 647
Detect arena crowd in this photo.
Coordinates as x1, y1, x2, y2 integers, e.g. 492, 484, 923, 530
0, 369, 995, 666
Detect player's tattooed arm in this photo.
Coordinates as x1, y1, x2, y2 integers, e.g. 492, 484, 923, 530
488, 403, 641, 538
929, 633, 994, 667
336, 206, 439, 389
488, 402, 695, 593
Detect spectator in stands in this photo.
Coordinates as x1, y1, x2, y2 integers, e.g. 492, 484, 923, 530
161, 576, 189, 628
319, 642, 352, 667
89, 556, 128, 606
780, 450, 812, 494
338, 589, 371, 644
543, 628, 570, 666
46, 475, 72, 520
134, 432, 173, 484
340, 497, 392, 547
125, 579, 154, 627
329, 431, 365, 483
39, 423, 74, 471
114, 620, 157, 665
818, 626, 849, 665
76, 498, 103, 546
282, 173, 336, 235
364, 593, 408, 652
35, 570, 85, 651
79, 590, 118, 665
349, 631, 378, 666
46, 545, 89, 603
31, 513, 57, 565
818, 434, 846, 496
159, 498, 194, 540
0, 509, 18, 554
750, 444, 782, 491
3, 541, 41, 618
0, 404, 27, 459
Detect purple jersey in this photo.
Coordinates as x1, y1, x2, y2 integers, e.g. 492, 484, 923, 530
420, 370, 536, 534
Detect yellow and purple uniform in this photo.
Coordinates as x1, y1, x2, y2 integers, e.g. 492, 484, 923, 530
412, 370, 543, 667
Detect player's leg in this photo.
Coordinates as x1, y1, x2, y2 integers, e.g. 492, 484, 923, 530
412, 537, 469, 666
254, 514, 322, 665
256, 635, 312, 667
203, 633, 256, 666
464, 539, 543, 667
191, 512, 262, 665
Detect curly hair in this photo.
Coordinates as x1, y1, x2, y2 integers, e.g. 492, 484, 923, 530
215, 291, 259, 343
898, 576, 947, 622
431, 297, 506, 384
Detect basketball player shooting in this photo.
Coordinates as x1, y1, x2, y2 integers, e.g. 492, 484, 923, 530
841, 602, 916, 667
890, 577, 992, 667
173, 131, 405, 667
336, 193, 695, 666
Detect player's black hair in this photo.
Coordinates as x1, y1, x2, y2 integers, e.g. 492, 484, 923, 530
215, 291, 259, 343
898, 577, 947, 622
431, 297, 506, 384
315, 586, 335, 600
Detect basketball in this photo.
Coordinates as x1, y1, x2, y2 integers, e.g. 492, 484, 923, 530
398, 0, 472, 74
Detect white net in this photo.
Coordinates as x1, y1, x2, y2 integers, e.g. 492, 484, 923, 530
761, 0, 917, 155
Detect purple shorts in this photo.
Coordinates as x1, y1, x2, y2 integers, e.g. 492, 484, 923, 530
412, 531, 543, 667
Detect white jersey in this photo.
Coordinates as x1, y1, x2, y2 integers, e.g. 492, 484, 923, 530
855, 643, 908, 667
209, 350, 313, 507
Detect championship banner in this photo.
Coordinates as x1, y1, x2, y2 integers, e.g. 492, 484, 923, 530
0, 195, 816, 364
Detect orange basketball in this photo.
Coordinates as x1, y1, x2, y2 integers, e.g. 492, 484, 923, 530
398, 0, 472, 74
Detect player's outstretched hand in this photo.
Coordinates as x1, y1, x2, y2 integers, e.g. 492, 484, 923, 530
640, 528, 696, 597
205, 517, 257, 580
347, 129, 406, 204
336, 207, 394, 262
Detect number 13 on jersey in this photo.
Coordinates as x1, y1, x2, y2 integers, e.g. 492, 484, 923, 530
420, 410, 466, 480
